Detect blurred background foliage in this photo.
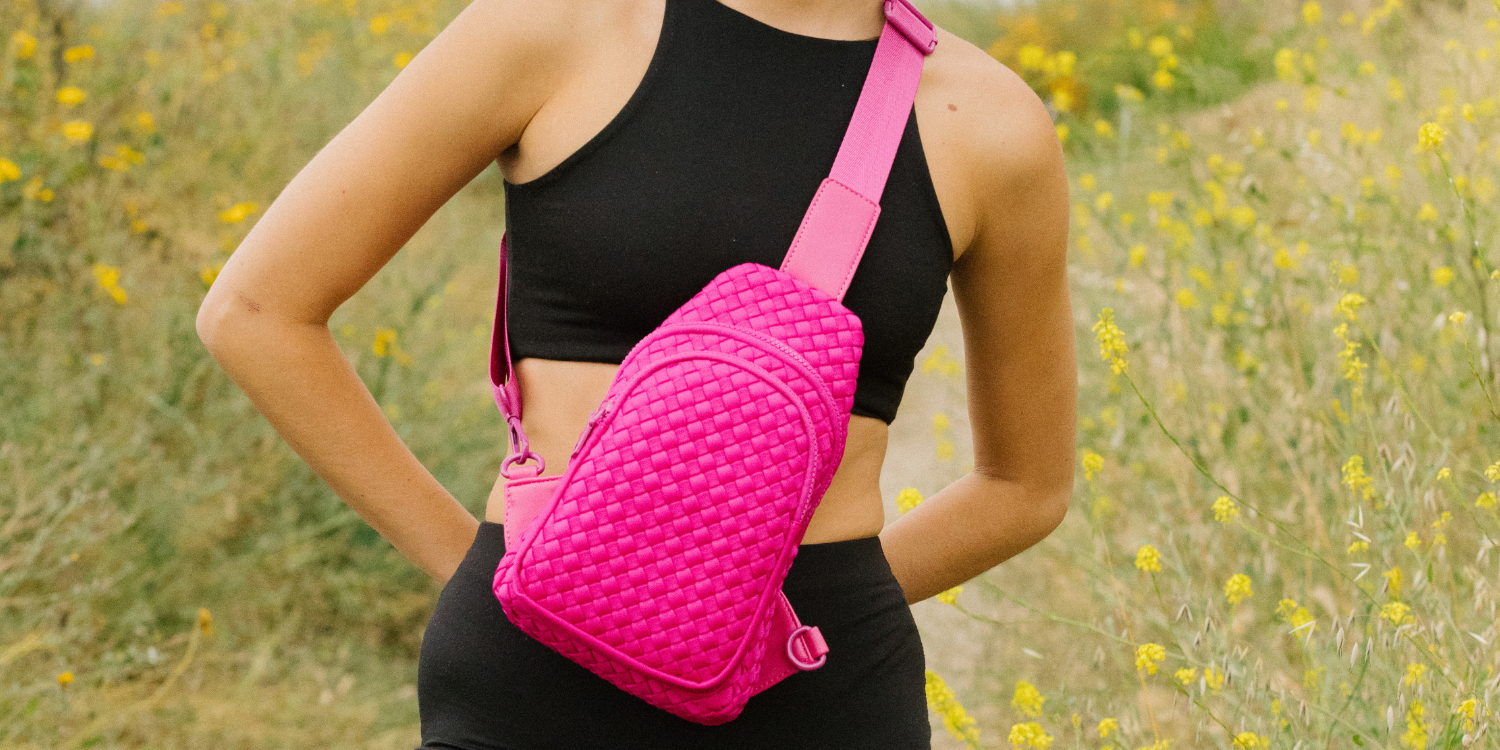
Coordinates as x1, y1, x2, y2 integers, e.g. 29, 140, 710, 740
4, 0, 1500, 747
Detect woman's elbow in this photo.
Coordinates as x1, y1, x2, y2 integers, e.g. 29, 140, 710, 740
195, 284, 268, 358
1030, 481, 1073, 543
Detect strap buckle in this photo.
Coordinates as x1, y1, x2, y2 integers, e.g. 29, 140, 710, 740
500, 415, 546, 479
884, 0, 937, 54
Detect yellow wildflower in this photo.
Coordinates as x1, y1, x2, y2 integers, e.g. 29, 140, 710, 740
1092, 308, 1129, 374
1233, 733, 1269, 749
1477, 492, 1497, 509
1097, 718, 1119, 738
1081, 449, 1104, 481
1404, 532, 1421, 549
56, 86, 87, 106
1302, 1, 1323, 24
1432, 266, 1454, 286
1135, 643, 1165, 674
1486, 461, 1500, 482
1008, 722, 1052, 749
1175, 288, 1200, 309
895, 488, 924, 514
1212, 496, 1238, 523
218, 202, 260, 224
1402, 700, 1428, 748
1055, 51, 1076, 76
1147, 36, 1173, 57
1094, 119, 1115, 138
1079, 173, 1097, 192
196, 607, 214, 636
1416, 203, 1438, 222
373, 328, 398, 357
1335, 292, 1366, 320
1135, 545, 1162, 573
63, 45, 94, 62
1011, 680, 1045, 717
1174, 667, 1197, 685
1095, 192, 1114, 212
935, 586, 963, 606
1224, 573, 1253, 605
926, 671, 982, 747
92, 263, 128, 304
12, 30, 38, 59
1204, 666, 1225, 690
0, 158, 20, 183
1417, 122, 1445, 152
63, 120, 94, 143
1275, 48, 1298, 81
1347, 539, 1369, 553
1381, 601, 1413, 625
1018, 45, 1046, 70
1456, 698, 1479, 733
1404, 662, 1426, 687
1384, 566, 1404, 595
57, 671, 74, 686
1342, 456, 1373, 499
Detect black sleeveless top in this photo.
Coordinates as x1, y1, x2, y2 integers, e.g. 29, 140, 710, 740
502, 0, 953, 424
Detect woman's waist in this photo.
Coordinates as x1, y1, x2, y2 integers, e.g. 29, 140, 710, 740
482, 475, 886, 543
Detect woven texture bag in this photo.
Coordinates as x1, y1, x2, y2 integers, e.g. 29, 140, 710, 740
487, 0, 936, 725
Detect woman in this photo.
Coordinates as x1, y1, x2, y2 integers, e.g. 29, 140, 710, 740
195, 0, 1076, 746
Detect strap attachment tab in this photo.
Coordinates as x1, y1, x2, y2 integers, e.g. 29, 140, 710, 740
884, 0, 937, 54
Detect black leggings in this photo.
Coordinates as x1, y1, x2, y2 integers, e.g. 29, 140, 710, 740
416, 522, 930, 750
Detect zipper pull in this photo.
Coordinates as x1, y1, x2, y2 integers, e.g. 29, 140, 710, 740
570, 398, 615, 460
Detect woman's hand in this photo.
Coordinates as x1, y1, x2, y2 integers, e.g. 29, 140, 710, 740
194, 0, 588, 583
879, 30, 1076, 605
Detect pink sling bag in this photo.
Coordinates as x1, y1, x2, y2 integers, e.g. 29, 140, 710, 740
488, 0, 936, 725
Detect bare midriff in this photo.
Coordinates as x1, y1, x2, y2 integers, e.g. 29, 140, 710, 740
484, 357, 890, 545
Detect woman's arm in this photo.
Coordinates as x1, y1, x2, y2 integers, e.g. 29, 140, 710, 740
879, 49, 1076, 605
195, 0, 584, 583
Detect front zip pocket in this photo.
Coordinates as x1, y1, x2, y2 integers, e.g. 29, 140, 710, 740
510, 348, 822, 689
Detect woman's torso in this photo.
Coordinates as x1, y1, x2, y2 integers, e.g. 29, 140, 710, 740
485, 0, 980, 544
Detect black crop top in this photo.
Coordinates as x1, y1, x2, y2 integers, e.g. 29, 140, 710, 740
502, 0, 954, 424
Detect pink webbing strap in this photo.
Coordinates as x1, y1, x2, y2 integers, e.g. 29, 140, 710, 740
490, 233, 544, 478
778, 0, 936, 302
489, 0, 936, 477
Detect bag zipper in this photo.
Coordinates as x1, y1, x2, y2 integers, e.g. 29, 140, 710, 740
570, 397, 616, 461
683, 321, 846, 460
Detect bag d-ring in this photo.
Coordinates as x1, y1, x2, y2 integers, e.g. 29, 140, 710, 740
786, 625, 829, 670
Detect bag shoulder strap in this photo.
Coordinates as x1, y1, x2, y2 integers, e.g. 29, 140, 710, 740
492, 0, 936, 477
778, 0, 936, 301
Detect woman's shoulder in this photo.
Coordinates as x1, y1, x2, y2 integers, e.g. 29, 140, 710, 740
915, 26, 1065, 262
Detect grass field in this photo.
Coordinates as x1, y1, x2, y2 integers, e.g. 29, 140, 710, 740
4, 0, 1500, 747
